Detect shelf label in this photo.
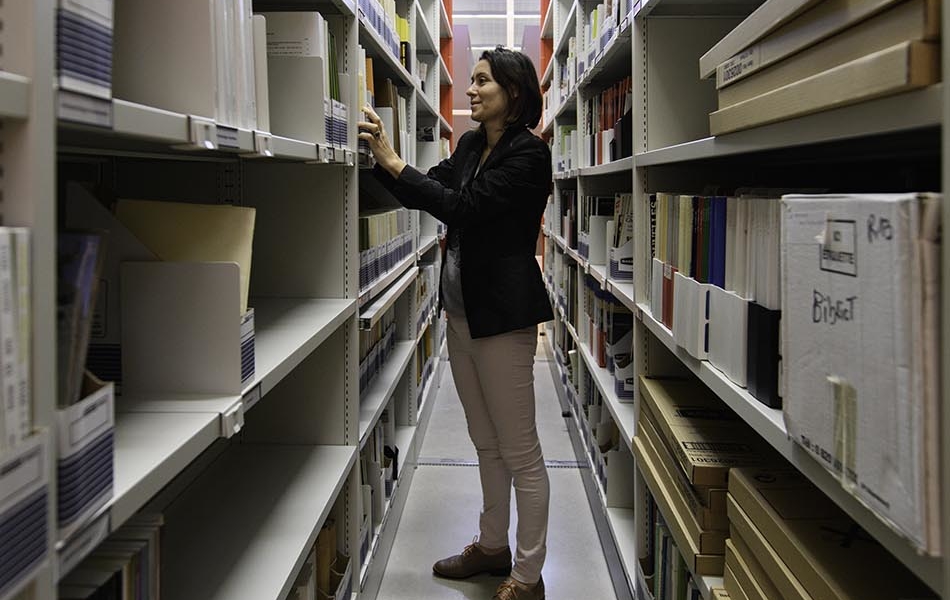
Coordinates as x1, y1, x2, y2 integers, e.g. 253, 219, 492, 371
189, 116, 217, 150
216, 124, 240, 150
223, 401, 246, 438
254, 132, 274, 157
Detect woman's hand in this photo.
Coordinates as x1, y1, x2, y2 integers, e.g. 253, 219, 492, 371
358, 105, 407, 179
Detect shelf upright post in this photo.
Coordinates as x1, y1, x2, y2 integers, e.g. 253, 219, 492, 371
3, 0, 57, 597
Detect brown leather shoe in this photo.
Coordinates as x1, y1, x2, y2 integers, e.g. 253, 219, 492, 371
493, 576, 545, 600
432, 539, 512, 579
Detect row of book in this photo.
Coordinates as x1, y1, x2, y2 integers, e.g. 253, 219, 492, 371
701, 0, 941, 135
358, 208, 413, 291
580, 276, 634, 400
415, 262, 439, 336
287, 519, 352, 600
549, 190, 634, 280
645, 191, 782, 408
581, 76, 632, 167
58, 514, 163, 600
359, 54, 413, 164
359, 306, 397, 396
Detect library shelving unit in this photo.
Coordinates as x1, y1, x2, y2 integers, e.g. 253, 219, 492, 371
0, 0, 451, 599
0, 2, 56, 600
541, 1, 950, 599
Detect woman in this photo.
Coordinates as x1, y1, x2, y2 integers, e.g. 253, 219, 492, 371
359, 46, 553, 600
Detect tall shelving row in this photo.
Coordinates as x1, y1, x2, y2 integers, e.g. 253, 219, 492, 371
1, 0, 450, 599
541, 1, 948, 599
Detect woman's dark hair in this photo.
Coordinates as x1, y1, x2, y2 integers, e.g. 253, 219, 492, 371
478, 46, 543, 129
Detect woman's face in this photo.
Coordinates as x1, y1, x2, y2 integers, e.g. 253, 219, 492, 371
467, 59, 509, 127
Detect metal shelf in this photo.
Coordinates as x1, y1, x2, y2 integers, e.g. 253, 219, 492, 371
579, 156, 632, 177
161, 444, 357, 600
635, 0, 759, 17
58, 98, 340, 162
555, 1, 578, 57
439, 113, 453, 136
416, 87, 439, 119
244, 298, 356, 402
359, 341, 416, 448
439, 56, 453, 85
439, 0, 453, 38
636, 85, 943, 167
542, 55, 555, 88
415, 2, 438, 54
360, 267, 418, 329
417, 235, 438, 258
541, 1, 554, 39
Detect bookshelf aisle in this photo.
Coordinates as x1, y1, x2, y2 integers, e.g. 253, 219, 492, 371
0, 0, 451, 598
542, 0, 949, 599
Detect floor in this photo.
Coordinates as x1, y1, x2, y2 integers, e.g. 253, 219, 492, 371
374, 330, 619, 600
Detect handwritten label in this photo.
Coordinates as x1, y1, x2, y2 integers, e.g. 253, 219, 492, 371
812, 290, 857, 325
866, 213, 893, 243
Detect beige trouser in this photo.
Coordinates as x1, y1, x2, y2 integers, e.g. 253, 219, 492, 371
446, 314, 550, 585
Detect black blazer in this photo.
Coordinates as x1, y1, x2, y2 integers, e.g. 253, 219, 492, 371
374, 125, 554, 338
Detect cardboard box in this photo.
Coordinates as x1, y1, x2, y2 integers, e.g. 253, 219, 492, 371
780, 193, 941, 553
639, 376, 770, 486
729, 467, 935, 600
633, 433, 725, 575
638, 409, 728, 530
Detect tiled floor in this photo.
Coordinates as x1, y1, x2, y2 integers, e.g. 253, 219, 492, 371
374, 330, 619, 600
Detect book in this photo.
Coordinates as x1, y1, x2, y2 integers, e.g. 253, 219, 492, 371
718, 0, 941, 106
699, 0, 823, 78
57, 231, 106, 407
709, 40, 940, 136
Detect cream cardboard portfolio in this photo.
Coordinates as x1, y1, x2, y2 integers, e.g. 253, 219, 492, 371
116, 199, 256, 315
726, 497, 811, 600
639, 376, 771, 486
780, 193, 941, 554
729, 467, 936, 600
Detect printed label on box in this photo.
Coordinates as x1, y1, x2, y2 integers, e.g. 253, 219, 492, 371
819, 219, 857, 277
